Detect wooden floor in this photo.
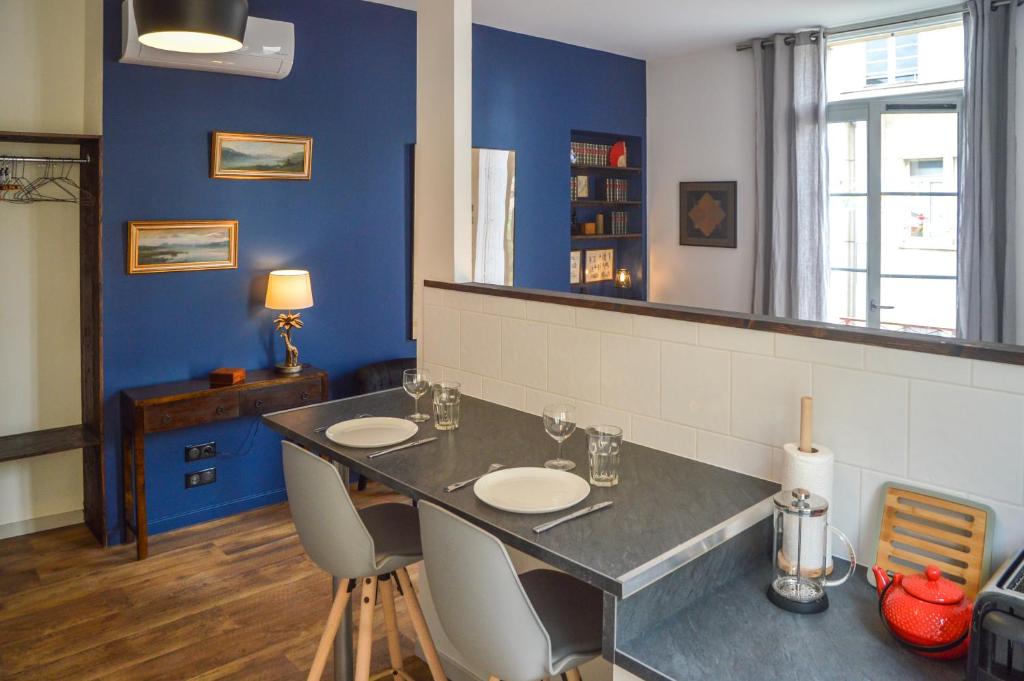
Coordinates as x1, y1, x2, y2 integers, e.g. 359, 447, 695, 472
0, 484, 433, 681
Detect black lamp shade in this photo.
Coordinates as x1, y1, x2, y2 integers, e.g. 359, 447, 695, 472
135, 0, 249, 54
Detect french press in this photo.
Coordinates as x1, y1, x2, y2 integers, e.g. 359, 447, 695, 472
768, 488, 857, 614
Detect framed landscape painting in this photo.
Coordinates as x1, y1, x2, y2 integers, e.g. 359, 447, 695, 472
679, 181, 737, 248
128, 220, 238, 274
211, 131, 313, 180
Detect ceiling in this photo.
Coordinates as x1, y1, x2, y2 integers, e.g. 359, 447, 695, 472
366, 0, 958, 59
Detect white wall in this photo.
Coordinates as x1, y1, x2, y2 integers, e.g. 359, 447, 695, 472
0, 0, 102, 538
646, 46, 756, 313
422, 287, 1024, 575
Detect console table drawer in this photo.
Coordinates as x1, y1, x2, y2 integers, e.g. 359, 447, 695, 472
242, 377, 322, 416
143, 394, 240, 432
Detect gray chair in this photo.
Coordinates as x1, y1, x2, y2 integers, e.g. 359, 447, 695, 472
282, 441, 446, 681
418, 501, 603, 681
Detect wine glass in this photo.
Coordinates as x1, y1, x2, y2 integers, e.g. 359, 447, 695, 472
402, 368, 432, 423
542, 404, 577, 471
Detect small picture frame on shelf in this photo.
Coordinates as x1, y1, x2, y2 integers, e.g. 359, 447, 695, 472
584, 248, 615, 283
570, 250, 581, 284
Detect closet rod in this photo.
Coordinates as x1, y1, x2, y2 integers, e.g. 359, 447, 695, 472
0, 155, 91, 164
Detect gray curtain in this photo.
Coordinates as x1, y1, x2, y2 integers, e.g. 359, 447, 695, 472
752, 32, 829, 321
958, 0, 1018, 343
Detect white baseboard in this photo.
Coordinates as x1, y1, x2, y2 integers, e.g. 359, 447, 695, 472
0, 509, 83, 540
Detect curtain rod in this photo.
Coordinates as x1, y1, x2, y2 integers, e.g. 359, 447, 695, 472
0, 155, 91, 164
735, 0, 1020, 51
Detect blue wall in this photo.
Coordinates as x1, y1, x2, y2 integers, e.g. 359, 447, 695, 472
101, 2, 646, 542
472, 26, 646, 293
101, 0, 418, 539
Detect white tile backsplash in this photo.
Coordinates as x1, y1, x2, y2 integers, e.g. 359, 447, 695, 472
527, 301, 575, 326
576, 307, 632, 334
660, 342, 731, 433
422, 288, 1024, 572
813, 366, 908, 476
632, 315, 698, 345
601, 334, 660, 417
423, 305, 460, 368
630, 415, 697, 459
481, 377, 526, 411
460, 312, 501, 378
547, 325, 601, 401
908, 380, 1024, 504
501, 318, 547, 389
731, 354, 811, 446
775, 335, 864, 369
698, 324, 774, 355
696, 431, 774, 480
482, 295, 526, 319
973, 360, 1024, 394
865, 347, 971, 385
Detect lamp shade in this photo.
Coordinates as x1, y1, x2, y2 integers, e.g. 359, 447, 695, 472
265, 270, 313, 310
135, 0, 249, 54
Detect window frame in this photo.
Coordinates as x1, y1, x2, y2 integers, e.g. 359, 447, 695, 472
827, 89, 962, 330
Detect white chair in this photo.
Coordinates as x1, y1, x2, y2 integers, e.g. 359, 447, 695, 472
418, 500, 604, 681
282, 441, 446, 681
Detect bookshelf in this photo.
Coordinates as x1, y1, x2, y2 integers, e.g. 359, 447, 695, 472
569, 130, 645, 300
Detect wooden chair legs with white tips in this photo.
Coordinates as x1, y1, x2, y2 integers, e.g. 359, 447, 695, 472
281, 442, 446, 681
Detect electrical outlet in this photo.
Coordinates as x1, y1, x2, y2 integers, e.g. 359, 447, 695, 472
185, 467, 216, 489
184, 441, 217, 462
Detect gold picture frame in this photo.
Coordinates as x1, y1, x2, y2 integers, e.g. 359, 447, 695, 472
128, 220, 239, 275
584, 248, 615, 283
210, 131, 313, 180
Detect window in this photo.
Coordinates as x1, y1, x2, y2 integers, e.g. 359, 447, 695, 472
865, 34, 919, 87
826, 20, 963, 337
827, 21, 964, 100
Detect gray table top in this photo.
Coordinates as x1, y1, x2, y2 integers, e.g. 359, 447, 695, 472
263, 388, 779, 597
616, 563, 966, 681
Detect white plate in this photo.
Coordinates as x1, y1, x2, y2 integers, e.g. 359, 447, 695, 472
325, 417, 419, 448
473, 467, 591, 514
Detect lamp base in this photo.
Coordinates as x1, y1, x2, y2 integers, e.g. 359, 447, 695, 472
275, 363, 303, 375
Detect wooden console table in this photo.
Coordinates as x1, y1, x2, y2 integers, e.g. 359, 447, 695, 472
120, 366, 328, 560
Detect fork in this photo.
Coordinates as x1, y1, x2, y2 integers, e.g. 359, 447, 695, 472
314, 414, 373, 434
444, 463, 504, 492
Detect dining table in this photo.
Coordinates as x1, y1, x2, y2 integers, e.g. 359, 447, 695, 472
263, 387, 779, 681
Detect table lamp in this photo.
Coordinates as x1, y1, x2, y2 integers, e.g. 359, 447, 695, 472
265, 270, 313, 374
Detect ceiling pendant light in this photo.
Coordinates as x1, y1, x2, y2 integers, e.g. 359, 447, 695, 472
134, 0, 249, 54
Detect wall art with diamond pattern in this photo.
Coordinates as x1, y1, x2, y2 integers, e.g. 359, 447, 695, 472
678, 181, 736, 248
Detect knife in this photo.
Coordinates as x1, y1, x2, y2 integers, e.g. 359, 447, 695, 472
532, 501, 614, 534
367, 437, 437, 459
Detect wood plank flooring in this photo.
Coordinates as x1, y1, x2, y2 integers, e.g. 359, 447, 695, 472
0, 484, 433, 681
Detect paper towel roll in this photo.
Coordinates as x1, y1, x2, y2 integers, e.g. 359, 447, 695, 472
781, 442, 835, 573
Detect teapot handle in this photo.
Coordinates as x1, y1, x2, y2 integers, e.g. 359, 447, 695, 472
824, 526, 857, 587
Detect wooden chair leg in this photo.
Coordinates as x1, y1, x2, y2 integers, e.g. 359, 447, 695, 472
395, 568, 446, 681
355, 576, 379, 681
565, 669, 582, 681
379, 576, 404, 672
307, 578, 354, 681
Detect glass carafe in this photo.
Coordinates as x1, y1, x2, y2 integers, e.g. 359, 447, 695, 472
768, 488, 856, 614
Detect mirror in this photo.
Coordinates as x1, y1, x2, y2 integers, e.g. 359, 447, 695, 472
471, 148, 515, 286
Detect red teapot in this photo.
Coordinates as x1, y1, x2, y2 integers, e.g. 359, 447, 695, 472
872, 564, 972, 660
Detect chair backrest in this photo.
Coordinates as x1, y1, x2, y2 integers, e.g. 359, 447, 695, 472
355, 357, 417, 394
418, 501, 552, 681
282, 441, 378, 579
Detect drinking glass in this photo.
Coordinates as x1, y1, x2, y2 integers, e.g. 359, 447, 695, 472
402, 368, 432, 423
542, 404, 577, 471
587, 425, 623, 487
433, 381, 462, 431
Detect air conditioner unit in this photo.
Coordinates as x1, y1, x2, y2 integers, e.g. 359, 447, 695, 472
120, 0, 294, 80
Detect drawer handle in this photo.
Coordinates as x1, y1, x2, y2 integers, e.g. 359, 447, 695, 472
162, 414, 172, 424
301, 392, 310, 401
254, 399, 264, 408
215, 406, 226, 415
